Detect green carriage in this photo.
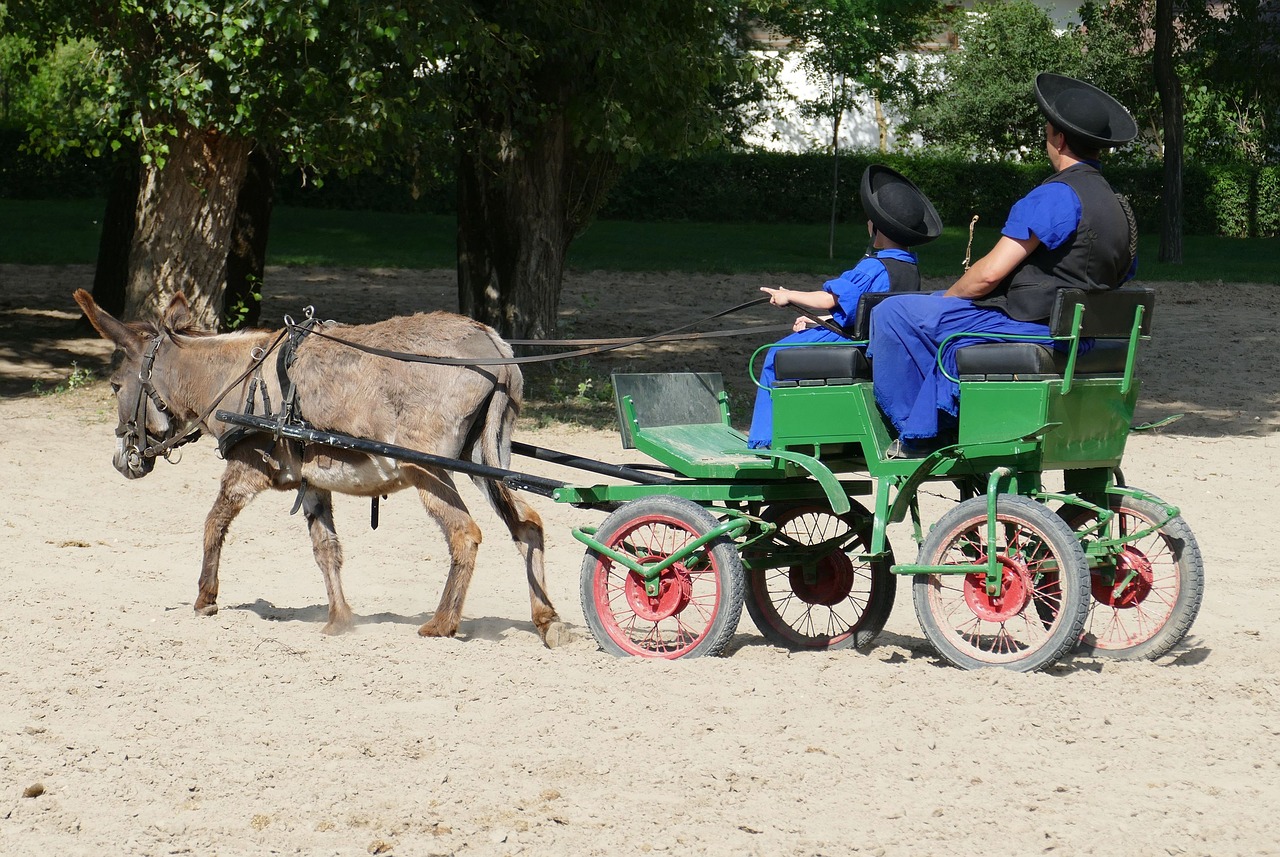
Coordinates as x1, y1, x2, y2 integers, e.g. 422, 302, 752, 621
556, 286, 1204, 672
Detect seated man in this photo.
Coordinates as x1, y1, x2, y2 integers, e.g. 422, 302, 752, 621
747, 165, 942, 449
868, 73, 1139, 457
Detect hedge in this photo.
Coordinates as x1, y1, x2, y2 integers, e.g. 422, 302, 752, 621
3, 128, 1277, 238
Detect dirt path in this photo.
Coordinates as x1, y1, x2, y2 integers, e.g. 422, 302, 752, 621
1, 264, 1277, 856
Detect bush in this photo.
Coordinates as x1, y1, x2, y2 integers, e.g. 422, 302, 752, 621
602, 150, 1280, 238
3, 130, 1277, 237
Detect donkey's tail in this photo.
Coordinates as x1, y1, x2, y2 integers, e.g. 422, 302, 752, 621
469, 363, 529, 530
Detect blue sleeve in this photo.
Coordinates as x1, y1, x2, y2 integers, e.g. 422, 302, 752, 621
1002, 183, 1082, 250
822, 258, 889, 328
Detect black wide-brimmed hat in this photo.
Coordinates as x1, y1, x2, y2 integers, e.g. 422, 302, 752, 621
1034, 72, 1138, 148
860, 165, 942, 247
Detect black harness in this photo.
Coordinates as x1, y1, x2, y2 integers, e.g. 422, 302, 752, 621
118, 333, 203, 471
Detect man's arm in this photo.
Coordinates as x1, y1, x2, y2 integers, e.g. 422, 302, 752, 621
944, 234, 1041, 299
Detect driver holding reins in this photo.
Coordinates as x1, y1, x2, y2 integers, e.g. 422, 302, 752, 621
747, 165, 942, 449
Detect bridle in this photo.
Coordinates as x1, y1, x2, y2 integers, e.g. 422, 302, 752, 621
117, 333, 202, 471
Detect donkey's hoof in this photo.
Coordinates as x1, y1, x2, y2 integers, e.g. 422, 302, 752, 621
541, 621, 574, 649
321, 619, 353, 636
194, 603, 219, 617
417, 620, 457, 639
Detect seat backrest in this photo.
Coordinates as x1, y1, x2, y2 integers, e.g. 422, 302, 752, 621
846, 291, 898, 341
1048, 287, 1155, 338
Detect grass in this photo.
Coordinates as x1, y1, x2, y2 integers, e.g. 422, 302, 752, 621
2, 197, 1277, 283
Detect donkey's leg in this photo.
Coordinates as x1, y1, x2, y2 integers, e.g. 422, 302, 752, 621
300, 487, 353, 635
413, 470, 482, 639
479, 479, 568, 648
197, 460, 271, 616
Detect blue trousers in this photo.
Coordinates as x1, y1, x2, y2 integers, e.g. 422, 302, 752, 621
747, 327, 850, 448
867, 294, 1053, 442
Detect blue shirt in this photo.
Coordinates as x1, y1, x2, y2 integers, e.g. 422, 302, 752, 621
1002, 182, 1081, 249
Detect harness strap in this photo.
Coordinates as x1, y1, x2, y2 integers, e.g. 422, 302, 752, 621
290, 297, 774, 367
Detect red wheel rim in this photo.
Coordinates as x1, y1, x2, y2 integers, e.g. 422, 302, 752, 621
623, 559, 694, 621
788, 552, 855, 607
923, 512, 1070, 664
750, 505, 884, 649
963, 557, 1033, 623
591, 513, 722, 658
1091, 546, 1155, 608
1066, 505, 1183, 651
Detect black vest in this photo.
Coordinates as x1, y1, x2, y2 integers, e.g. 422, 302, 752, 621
880, 255, 922, 293
974, 162, 1132, 322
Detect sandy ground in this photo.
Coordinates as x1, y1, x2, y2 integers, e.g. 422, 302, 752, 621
1, 264, 1278, 856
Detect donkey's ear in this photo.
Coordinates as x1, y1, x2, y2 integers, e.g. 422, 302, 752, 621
162, 291, 192, 331
72, 289, 147, 355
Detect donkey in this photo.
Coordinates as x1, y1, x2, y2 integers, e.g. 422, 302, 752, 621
73, 289, 566, 646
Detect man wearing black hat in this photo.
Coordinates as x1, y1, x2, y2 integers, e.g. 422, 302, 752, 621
868, 73, 1138, 456
747, 164, 942, 448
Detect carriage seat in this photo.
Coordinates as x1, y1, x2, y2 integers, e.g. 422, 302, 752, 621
770, 289, 891, 387
955, 287, 1154, 381
773, 346, 869, 388
955, 340, 1129, 379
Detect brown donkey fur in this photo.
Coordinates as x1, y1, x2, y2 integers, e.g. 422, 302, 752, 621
73, 289, 566, 645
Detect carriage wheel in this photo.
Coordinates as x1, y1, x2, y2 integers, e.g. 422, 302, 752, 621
579, 496, 744, 659
912, 495, 1088, 672
1060, 493, 1204, 660
743, 502, 895, 651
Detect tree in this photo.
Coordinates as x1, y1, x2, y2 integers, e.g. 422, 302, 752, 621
10, 1, 431, 328
445, 1, 770, 340
1153, 0, 1183, 262
898, 0, 1157, 159
900, 1, 1078, 158
761, 0, 942, 257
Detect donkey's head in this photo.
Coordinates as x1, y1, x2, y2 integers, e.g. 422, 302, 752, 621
73, 289, 197, 479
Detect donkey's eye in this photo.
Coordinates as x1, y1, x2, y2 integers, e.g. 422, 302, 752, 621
111, 382, 122, 394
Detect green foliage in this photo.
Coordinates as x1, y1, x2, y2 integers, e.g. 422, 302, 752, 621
895, 0, 1158, 159
760, 0, 943, 132
7, 1, 435, 172
899, 0, 1080, 158
223, 273, 262, 330
33, 361, 97, 397
1179, 0, 1280, 164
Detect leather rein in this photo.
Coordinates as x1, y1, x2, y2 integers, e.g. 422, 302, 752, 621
125, 297, 796, 465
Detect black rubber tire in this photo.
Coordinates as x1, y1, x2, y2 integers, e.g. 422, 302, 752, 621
743, 501, 895, 651
912, 494, 1089, 672
579, 496, 744, 659
1060, 493, 1204, 660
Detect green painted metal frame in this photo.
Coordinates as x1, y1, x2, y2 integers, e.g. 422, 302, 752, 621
570, 513, 754, 597
551, 293, 1157, 605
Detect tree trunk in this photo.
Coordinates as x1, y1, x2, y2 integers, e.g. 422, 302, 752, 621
874, 93, 889, 153
828, 74, 844, 261
91, 150, 140, 317
223, 146, 275, 330
124, 124, 253, 327
456, 110, 573, 341
1154, 0, 1183, 264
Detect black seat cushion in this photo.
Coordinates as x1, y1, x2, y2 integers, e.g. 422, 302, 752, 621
955, 340, 1129, 377
774, 346, 870, 385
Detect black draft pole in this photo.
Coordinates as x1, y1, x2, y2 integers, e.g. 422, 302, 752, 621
510, 441, 674, 486
215, 411, 567, 498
